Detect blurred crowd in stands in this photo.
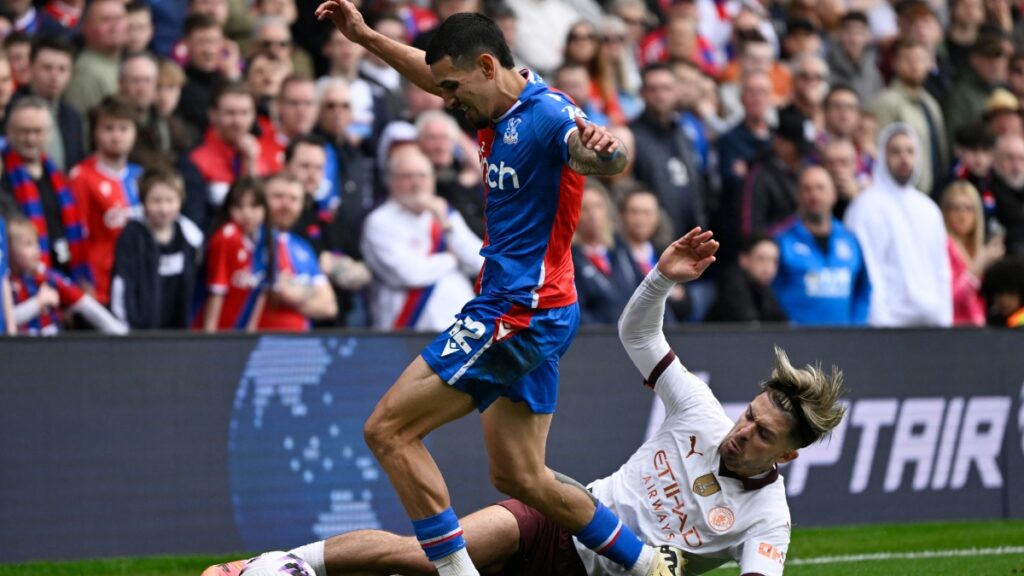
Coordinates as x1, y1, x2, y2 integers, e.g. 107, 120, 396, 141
1, 0, 1023, 336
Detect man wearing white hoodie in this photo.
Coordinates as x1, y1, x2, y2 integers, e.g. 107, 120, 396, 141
843, 123, 952, 326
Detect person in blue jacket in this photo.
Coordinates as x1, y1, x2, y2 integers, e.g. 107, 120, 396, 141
773, 165, 872, 325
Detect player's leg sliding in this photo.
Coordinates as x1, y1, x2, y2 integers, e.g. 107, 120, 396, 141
480, 398, 681, 576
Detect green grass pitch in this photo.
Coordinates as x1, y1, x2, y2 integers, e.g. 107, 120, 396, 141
1, 519, 1021, 575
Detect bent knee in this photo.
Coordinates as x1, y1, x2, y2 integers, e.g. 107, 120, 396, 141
489, 467, 544, 500
363, 408, 402, 455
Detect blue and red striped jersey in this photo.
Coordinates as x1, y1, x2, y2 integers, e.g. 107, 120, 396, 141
475, 69, 585, 310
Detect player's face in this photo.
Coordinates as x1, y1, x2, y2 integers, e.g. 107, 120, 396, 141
432, 56, 493, 129
719, 393, 798, 477
143, 183, 183, 231
8, 223, 41, 274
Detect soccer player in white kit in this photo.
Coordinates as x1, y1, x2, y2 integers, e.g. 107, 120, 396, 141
225, 228, 847, 576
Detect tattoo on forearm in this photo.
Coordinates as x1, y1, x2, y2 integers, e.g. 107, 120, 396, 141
568, 132, 629, 176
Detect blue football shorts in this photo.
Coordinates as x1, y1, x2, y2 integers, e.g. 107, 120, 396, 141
421, 295, 580, 414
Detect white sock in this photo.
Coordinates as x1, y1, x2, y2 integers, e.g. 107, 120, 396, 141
432, 547, 480, 576
288, 541, 327, 575
629, 545, 656, 576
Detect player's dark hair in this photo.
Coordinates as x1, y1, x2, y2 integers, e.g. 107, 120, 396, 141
424, 12, 514, 70
284, 133, 327, 163
30, 34, 75, 62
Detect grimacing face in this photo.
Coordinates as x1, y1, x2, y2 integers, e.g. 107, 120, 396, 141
431, 54, 501, 129
718, 392, 799, 477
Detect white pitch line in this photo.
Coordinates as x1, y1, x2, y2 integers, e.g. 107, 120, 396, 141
787, 546, 1024, 565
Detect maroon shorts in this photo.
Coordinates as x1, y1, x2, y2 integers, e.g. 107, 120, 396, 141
495, 499, 588, 576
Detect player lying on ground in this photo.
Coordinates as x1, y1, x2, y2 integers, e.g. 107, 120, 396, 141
209, 228, 848, 576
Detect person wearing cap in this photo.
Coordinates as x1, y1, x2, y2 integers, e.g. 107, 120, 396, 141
870, 37, 949, 196
826, 11, 884, 102
739, 108, 810, 238
983, 88, 1024, 137
943, 30, 1010, 142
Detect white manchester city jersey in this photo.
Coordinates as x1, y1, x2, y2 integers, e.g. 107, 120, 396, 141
574, 269, 791, 576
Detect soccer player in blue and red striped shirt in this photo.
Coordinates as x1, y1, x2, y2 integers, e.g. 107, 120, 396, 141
301, 5, 681, 576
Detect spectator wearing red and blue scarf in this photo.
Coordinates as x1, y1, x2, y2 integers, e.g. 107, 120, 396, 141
1, 97, 91, 287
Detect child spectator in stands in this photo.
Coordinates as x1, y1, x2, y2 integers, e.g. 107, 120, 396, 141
705, 234, 788, 323
110, 169, 202, 329
69, 96, 143, 308
0, 215, 15, 334
199, 177, 271, 332
980, 256, 1024, 327
6, 214, 127, 335
572, 180, 643, 324
940, 181, 1005, 326
258, 171, 337, 331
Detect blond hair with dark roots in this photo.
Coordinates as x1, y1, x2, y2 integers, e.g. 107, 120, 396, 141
761, 346, 847, 448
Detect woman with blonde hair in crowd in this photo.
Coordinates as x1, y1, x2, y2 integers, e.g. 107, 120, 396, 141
940, 181, 1005, 325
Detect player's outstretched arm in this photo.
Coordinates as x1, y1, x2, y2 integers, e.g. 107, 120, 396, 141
315, 0, 440, 96
618, 228, 718, 377
567, 116, 628, 175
